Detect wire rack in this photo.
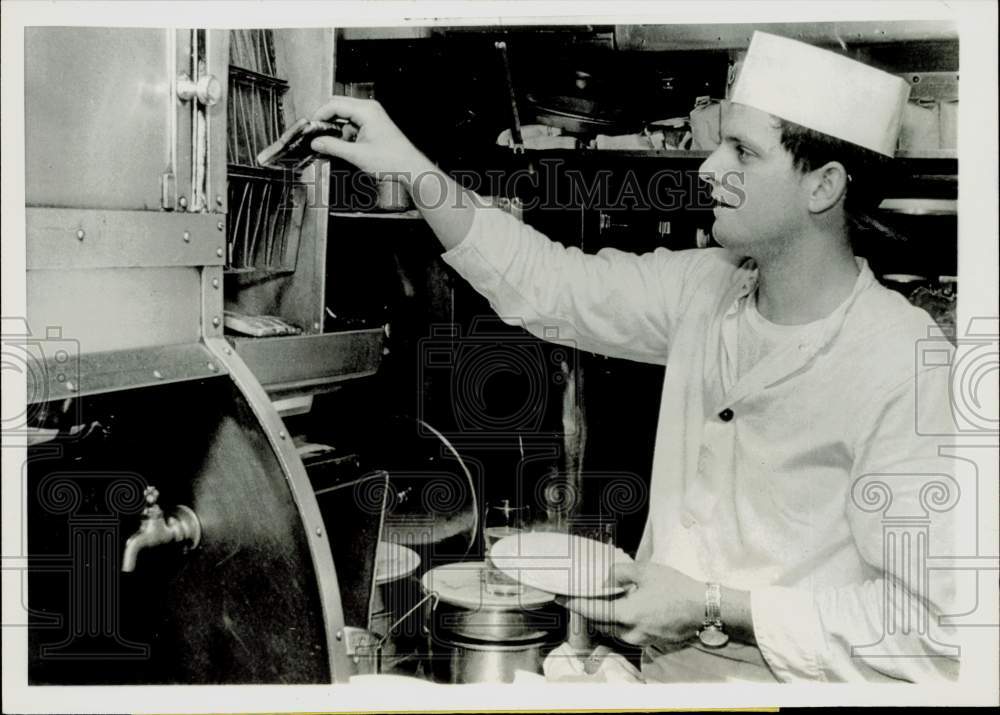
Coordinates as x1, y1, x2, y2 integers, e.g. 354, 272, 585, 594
226, 30, 303, 275
226, 166, 306, 274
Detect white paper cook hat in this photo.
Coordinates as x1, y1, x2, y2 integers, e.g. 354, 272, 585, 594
730, 31, 910, 157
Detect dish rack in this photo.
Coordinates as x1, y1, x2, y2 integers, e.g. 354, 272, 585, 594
226, 29, 304, 276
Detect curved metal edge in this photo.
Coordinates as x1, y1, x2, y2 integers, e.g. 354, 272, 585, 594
202, 331, 351, 683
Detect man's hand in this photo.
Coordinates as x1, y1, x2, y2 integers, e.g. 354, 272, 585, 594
309, 96, 432, 184
307, 95, 476, 250
561, 562, 706, 647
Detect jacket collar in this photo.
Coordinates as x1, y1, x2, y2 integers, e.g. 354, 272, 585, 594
715, 255, 878, 407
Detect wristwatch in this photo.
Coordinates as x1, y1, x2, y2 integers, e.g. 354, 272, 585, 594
697, 583, 730, 648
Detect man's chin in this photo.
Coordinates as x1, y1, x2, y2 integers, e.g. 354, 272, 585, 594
709, 224, 735, 249
708, 225, 755, 258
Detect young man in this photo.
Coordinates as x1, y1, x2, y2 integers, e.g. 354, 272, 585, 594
310, 32, 960, 682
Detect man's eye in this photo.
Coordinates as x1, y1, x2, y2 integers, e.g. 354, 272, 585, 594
736, 145, 752, 160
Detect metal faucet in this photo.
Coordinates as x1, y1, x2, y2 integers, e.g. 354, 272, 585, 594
121, 486, 202, 573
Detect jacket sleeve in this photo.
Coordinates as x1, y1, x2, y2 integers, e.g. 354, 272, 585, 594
441, 206, 726, 364
751, 363, 963, 682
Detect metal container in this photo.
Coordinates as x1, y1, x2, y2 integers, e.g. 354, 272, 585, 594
429, 637, 549, 684
420, 562, 565, 683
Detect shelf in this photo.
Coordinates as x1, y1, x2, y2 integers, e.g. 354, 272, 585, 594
456, 146, 956, 163
228, 328, 384, 395
26, 342, 225, 404
614, 21, 958, 51
879, 198, 957, 216
329, 210, 423, 220
896, 149, 957, 160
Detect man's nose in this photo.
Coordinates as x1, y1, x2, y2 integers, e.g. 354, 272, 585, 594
697, 148, 722, 190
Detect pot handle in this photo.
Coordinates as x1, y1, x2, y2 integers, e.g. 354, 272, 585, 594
375, 590, 440, 652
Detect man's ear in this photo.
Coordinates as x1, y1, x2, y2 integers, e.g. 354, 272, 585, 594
806, 161, 849, 214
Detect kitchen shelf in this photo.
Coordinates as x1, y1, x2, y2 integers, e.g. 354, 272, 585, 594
457, 146, 957, 164
329, 210, 423, 220
879, 198, 957, 216
227, 328, 384, 395
516, 147, 955, 161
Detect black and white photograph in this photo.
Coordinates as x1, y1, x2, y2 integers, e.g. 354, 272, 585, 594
2, 1, 997, 712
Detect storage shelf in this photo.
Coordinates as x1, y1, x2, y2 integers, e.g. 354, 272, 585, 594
329, 209, 423, 220
228, 328, 384, 395
456, 146, 957, 163
879, 198, 957, 216
523, 148, 954, 161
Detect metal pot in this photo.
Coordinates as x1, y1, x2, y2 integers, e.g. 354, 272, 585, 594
421, 562, 566, 683
428, 637, 551, 684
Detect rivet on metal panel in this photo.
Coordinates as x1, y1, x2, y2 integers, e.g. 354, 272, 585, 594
211, 278, 220, 289
153, 370, 164, 379
65, 381, 78, 392
207, 362, 218, 373
178, 196, 189, 209
75, 229, 85, 241
217, 221, 225, 231
315, 527, 322, 537
212, 317, 221, 327
216, 248, 224, 258
312, 322, 321, 331
216, 195, 224, 207
279, 431, 287, 440
183, 231, 191, 242
223, 347, 232, 355
336, 630, 343, 641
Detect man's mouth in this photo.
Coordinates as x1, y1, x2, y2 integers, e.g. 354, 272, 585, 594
712, 197, 736, 210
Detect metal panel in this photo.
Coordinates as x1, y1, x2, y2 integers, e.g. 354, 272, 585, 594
205, 335, 352, 682
27, 267, 202, 354
206, 30, 230, 215
27, 208, 225, 269
25, 341, 225, 403
25, 28, 183, 210
902, 71, 960, 101
26, 375, 339, 684
229, 329, 383, 393
201, 264, 225, 342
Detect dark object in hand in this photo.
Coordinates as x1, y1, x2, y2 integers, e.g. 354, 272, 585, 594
257, 117, 354, 169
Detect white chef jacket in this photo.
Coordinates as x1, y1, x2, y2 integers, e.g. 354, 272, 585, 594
441, 207, 961, 683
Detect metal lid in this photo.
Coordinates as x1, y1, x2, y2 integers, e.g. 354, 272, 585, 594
421, 562, 555, 610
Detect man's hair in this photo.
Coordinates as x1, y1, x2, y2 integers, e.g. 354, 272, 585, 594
776, 118, 896, 241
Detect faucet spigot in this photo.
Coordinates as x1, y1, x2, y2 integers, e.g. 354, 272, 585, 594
121, 486, 201, 573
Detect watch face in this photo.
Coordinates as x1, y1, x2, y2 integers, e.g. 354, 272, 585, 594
698, 625, 730, 648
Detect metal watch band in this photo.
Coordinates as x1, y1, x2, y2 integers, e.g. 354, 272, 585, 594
705, 582, 723, 623
698, 582, 729, 648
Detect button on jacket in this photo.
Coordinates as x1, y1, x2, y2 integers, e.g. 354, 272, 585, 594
442, 207, 961, 683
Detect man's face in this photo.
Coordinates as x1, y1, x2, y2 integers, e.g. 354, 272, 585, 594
698, 103, 810, 256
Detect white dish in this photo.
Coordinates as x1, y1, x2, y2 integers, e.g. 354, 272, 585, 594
488, 532, 633, 598
374, 542, 421, 585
